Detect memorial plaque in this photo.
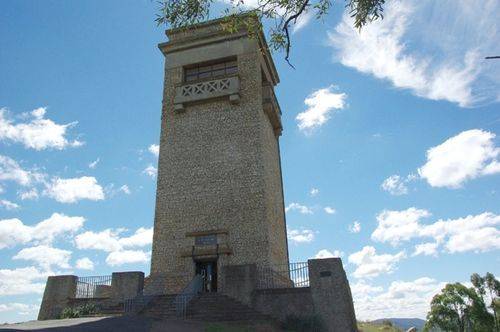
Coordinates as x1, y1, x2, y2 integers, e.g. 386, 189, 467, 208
195, 234, 217, 246
320, 271, 332, 277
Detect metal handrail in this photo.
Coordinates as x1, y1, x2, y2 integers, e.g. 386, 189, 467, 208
175, 274, 203, 318
257, 262, 309, 289
75, 275, 112, 298
124, 294, 155, 314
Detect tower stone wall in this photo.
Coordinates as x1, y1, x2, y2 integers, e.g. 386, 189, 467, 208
148, 16, 289, 294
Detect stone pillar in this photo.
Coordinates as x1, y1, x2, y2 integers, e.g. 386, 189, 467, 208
308, 258, 357, 332
38, 275, 77, 320
220, 264, 257, 305
111, 271, 144, 302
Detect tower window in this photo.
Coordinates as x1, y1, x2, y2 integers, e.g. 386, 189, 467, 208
185, 59, 237, 82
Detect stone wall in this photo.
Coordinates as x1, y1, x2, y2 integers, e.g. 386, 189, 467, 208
252, 287, 314, 322
111, 271, 144, 302
309, 258, 358, 332
38, 275, 77, 320
38, 272, 145, 320
221, 261, 357, 331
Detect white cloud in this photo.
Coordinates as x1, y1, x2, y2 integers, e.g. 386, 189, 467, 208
13, 245, 71, 270
148, 144, 159, 157
118, 227, 153, 248
119, 185, 131, 195
381, 175, 408, 195
314, 249, 344, 259
418, 129, 500, 188
348, 246, 406, 278
75, 227, 153, 267
372, 208, 500, 254
291, 9, 314, 33
324, 206, 336, 214
0, 267, 47, 296
88, 158, 100, 169
352, 277, 446, 320
105, 250, 150, 266
19, 188, 39, 200
287, 229, 315, 244
0, 213, 85, 249
328, 0, 500, 107
44, 176, 105, 203
296, 86, 347, 133
0, 219, 32, 249
349, 221, 361, 233
75, 227, 153, 252
413, 242, 439, 257
75, 257, 94, 270
285, 202, 313, 214
0, 107, 83, 150
143, 165, 157, 178
372, 208, 432, 246
75, 229, 122, 252
309, 188, 319, 196
0, 303, 38, 315
0, 155, 44, 187
0, 199, 19, 210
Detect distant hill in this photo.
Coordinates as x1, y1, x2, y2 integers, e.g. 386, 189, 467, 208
372, 318, 426, 331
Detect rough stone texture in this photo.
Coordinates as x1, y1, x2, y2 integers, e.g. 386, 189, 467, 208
252, 288, 314, 322
95, 285, 112, 298
111, 271, 144, 302
308, 258, 358, 332
38, 275, 77, 320
220, 264, 258, 305
149, 15, 288, 295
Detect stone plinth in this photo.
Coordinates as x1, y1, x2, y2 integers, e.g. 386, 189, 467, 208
221, 264, 258, 305
111, 271, 144, 302
38, 275, 77, 320
308, 258, 357, 332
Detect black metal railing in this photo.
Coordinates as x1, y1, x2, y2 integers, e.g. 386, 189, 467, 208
175, 274, 203, 318
124, 294, 155, 314
257, 262, 309, 289
75, 275, 112, 298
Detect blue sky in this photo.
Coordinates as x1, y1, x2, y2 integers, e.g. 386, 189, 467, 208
0, 0, 499, 323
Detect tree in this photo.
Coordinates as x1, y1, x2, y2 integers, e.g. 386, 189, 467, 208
155, 0, 385, 65
425, 282, 495, 332
471, 272, 500, 331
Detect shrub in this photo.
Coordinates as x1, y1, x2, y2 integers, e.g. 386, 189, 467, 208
282, 314, 326, 332
60, 303, 98, 319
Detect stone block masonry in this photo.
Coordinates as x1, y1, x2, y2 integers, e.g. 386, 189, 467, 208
38, 275, 77, 320
309, 258, 358, 332
148, 14, 289, 295
38, 272, 145, 320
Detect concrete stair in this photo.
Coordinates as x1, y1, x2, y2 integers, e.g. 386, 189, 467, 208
140, 292, 274, 323
98, 302, 124, 315
140, 294, 178, 319
186, 293, 273, 322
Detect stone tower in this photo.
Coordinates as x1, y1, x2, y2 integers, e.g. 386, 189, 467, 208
148, 15, 289, 294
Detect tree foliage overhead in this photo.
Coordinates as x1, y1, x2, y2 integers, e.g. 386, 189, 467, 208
155, 0, 386, 64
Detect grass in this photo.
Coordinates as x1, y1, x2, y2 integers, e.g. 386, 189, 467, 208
358, 321, 403, 332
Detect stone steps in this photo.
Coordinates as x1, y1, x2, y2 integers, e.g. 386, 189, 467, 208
140, 292, 275, 323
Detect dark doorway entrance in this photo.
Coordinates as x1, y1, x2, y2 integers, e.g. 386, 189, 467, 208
195, 260, 217, 292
